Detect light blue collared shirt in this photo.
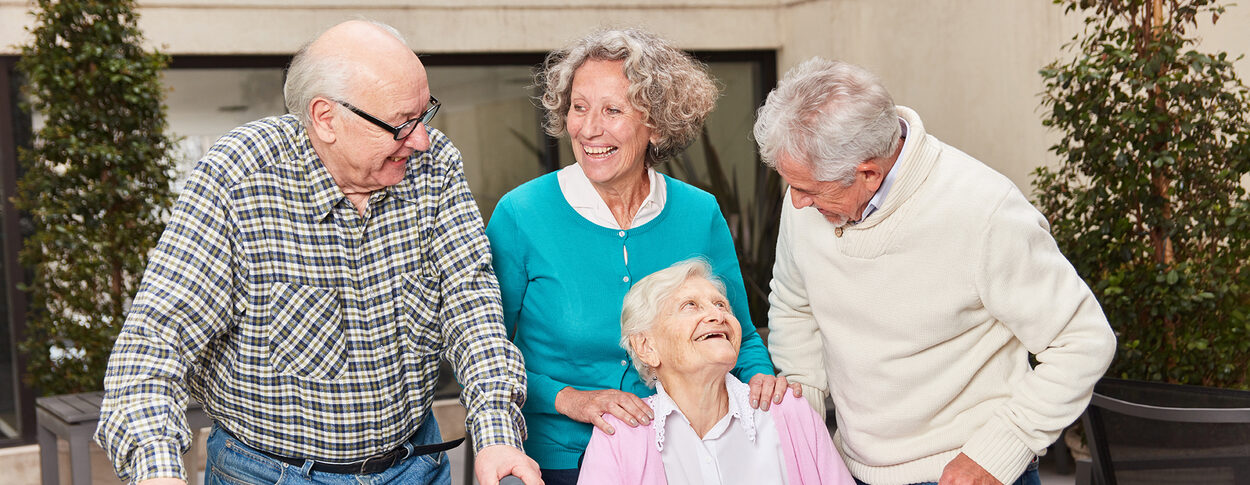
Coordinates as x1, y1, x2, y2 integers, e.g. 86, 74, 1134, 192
858, 117, 910, 223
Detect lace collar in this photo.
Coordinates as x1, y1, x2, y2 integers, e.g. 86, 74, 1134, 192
649, 373, 756, 452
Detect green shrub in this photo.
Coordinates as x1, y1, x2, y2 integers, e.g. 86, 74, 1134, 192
1036, 0, 1250, 388
14, 0, 175, 395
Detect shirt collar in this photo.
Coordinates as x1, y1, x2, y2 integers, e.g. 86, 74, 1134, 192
558, 163, 665, 230
650, 373, 756, 451
859, 117, 910, 222
301, 131, 342, 222
304, 132, 430, 221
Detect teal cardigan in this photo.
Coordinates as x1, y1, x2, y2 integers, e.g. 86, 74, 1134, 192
486, 172, 773, 469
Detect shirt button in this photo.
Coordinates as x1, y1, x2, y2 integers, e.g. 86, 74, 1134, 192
618, 231, 626, 237
622, 276, 630, 283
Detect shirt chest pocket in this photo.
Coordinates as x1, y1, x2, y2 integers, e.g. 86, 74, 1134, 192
397, 271, 444, 357
268, 282, 349, 381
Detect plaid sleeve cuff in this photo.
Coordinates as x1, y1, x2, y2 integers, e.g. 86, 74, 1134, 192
130, 438, 187, 483
469, 408, 526, 452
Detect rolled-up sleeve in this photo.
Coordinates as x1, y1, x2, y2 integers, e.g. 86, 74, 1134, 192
95, 168, 237, 482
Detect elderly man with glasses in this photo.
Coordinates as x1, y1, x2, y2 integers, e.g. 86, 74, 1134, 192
95, 19, 541, 485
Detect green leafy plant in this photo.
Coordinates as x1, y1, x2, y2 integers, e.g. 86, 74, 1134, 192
1036, 0, 1250, 388
668, 126, 785, 330
14, 0, 176, 395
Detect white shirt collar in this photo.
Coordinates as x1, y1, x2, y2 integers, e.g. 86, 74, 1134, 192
556, 163, 667, 230
860, 117, 910, 222
650, 373, 756, 452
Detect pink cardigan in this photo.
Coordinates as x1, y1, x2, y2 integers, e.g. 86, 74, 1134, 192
578, 389, 854, 484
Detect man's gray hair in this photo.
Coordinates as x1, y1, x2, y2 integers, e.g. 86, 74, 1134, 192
753, 57, 901, 184
619, 258, 727, 387
283, 20, 409, 127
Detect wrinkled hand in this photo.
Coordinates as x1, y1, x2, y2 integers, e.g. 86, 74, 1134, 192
748, 374, 802, 411
938, 453, 1001, 485
554, 387, 652, 434
474, 444, 544, 485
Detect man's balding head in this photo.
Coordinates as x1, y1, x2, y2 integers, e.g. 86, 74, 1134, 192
283, 20, 426, 127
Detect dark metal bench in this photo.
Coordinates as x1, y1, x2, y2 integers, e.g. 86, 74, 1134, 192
1081, 377, 1250, 485
36, 391, 211, 485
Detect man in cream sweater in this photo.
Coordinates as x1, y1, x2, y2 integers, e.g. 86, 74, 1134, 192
753, 58, 1116, 485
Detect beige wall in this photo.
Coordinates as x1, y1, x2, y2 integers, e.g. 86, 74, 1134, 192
3, 0, 1249, 194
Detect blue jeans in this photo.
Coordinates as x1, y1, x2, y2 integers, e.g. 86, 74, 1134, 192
206, 416, 451, 485
853, 457, 1040, 485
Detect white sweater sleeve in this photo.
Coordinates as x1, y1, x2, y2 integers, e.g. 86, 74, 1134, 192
767, 197, 830, 416
963, 188, 1117, 483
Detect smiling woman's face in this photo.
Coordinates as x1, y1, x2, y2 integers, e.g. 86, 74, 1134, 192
647, 277, 741, 382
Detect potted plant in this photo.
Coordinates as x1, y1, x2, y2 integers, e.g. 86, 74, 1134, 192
15, 0, 176, 395
1035, 0, 1250, 390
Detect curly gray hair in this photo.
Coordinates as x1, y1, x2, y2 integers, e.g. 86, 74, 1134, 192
619, 258, 727, 387
536, 28, 719, 167
753, 57, 901, 184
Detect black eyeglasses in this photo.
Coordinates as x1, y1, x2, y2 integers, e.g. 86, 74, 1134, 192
336, 96, 440, 140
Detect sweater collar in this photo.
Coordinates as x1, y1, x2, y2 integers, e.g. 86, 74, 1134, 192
846, 106, 940, 231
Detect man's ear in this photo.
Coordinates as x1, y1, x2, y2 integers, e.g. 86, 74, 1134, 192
308, 97, 339, 144
630, 333, 661, 369
856, 159, 886, 192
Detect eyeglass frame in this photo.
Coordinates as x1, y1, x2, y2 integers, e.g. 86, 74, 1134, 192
334, 96, 440, 140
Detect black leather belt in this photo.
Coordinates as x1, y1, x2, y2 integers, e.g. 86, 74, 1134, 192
225, 427, 464, 475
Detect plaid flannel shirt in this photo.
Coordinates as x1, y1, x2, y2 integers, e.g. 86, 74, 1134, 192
94, 114, 527, 482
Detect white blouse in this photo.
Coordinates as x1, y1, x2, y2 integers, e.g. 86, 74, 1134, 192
556, 163, 667, 230
652, 374, 790, 485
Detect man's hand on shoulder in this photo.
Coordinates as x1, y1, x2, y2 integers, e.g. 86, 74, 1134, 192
474, 444, 544, 485
138, 479, 187, 485
938, 453, 1001, 485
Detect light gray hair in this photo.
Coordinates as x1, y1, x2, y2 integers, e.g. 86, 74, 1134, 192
753, 57, 901, 184
536, 28, 719, 167
619, 258, 727, 387
283, 20, 409, 127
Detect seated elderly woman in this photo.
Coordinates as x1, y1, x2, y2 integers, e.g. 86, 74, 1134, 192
578, 259, 854, 484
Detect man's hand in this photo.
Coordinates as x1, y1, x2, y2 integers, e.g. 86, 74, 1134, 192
748, 374, 803, 411
554, 387, 652, 434
138, 479, 186, 485
475, 444, 544, 485
938, 453, 1001, 485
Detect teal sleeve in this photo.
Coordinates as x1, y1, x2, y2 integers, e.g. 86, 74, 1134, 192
485, 196, 576, 415
524, 371, 571, 414
706, 205, 774, 381
486, 198, 525, 338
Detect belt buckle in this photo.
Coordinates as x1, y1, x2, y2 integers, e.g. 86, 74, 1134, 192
358, 452, 390, 474
358, 445, 410, 474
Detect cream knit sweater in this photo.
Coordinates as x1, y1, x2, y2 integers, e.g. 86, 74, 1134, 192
768, 107, 1116, 485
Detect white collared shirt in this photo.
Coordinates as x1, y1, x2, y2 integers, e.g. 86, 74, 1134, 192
557, 163, 667, 230
859, 117, 911, 222
652, 374, 789, 485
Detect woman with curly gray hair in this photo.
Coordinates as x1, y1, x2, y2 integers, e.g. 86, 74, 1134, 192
485, 28, 797, 483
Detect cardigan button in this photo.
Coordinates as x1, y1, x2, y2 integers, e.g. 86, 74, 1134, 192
618, 230, 626, 237
622, 276, 630, 283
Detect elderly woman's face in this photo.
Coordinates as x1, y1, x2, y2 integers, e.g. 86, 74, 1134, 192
648, 277, 741, 381
566, 59, 657, 190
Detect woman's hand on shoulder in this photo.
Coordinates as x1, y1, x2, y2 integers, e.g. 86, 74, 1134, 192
748, 374, 803, 411
554, 387, 653, 435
